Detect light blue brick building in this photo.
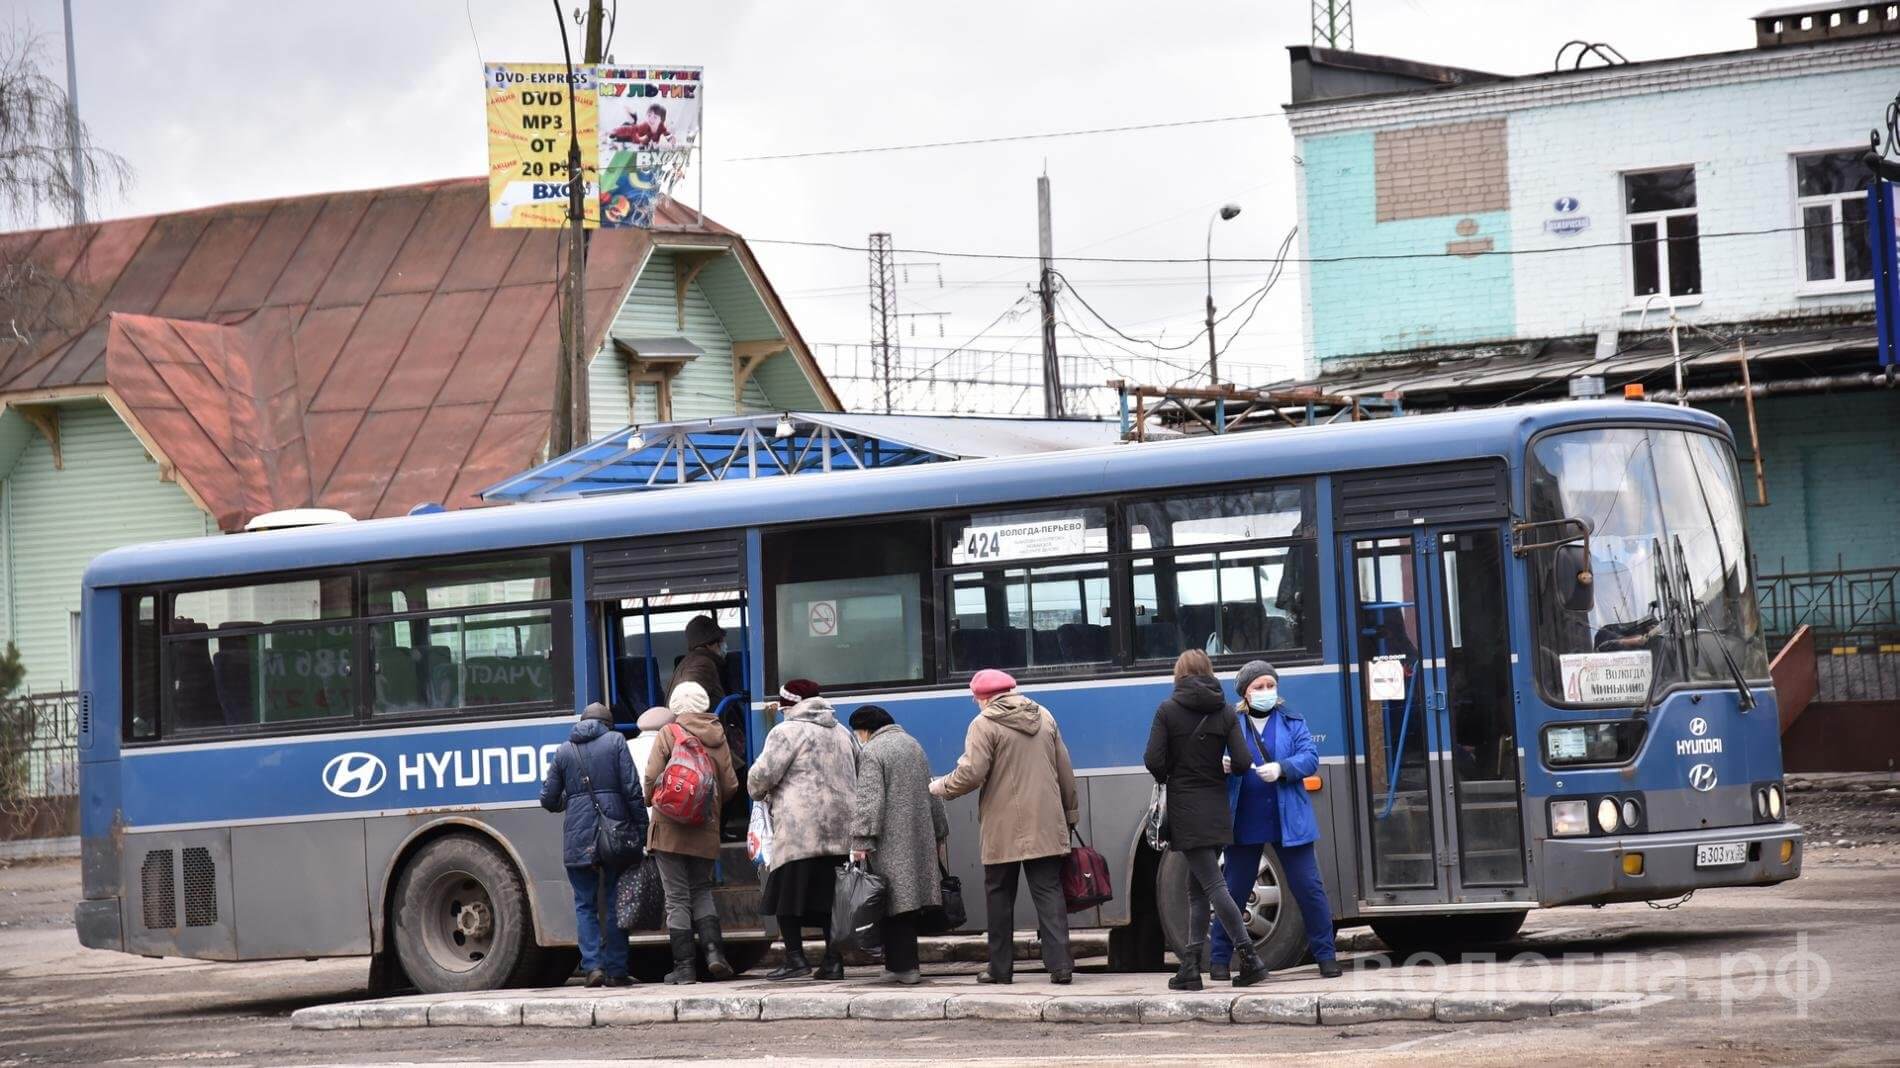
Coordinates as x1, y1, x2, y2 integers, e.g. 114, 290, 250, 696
1282, 3, 1900, 623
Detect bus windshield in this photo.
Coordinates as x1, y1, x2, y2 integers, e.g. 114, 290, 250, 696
1528, 426, 1769, 706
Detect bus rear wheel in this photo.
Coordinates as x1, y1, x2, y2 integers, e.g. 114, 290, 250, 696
1368, 911, 1528, 959
391, 835, 542, 993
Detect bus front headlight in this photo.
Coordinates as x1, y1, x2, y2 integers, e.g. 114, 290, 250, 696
1596, 797, 1620, 833
1768, 784, 1783, 820
1550, 800, 1590, 836
1756, 788, 1770, 819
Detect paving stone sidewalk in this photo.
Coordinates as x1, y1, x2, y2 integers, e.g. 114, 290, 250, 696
292, 964, 1650, 1031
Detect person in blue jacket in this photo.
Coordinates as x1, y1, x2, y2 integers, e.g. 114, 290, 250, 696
540, 702, 647, 987
1209, 660, 1343, 980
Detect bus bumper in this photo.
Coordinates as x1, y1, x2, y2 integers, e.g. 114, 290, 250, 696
1538, 822, 1803, 907
75, 897, 123, 952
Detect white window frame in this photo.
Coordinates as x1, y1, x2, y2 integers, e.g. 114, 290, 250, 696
1622, 165, 1701, 302
1791, 148, 1876, 294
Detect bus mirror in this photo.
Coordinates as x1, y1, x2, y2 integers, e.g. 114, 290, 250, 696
1556, 543, 1595, 614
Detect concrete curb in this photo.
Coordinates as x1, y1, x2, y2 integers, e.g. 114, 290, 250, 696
291, 988, 1646, 1030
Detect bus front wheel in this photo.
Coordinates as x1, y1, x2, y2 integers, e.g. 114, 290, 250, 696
391, 834, 543, 993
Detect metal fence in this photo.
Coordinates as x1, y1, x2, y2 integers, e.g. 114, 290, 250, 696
1758, 566, 1900, 702
0, 690, 80, 816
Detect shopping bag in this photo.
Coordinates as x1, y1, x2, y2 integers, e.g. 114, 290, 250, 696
917, 861, 966, 935
1142, 783, 1169, 852
614, 854, 665, 931
830, 860, 888, 953
1060, 828, 1113, 913
747, 801, 774, 869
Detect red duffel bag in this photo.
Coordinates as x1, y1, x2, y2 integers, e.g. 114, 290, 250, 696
1060, 828, 1113, 912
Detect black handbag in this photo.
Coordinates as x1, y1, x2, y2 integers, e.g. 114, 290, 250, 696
576, 745, 642, 869
918, 861, 966, 934
614, 854, 664, 931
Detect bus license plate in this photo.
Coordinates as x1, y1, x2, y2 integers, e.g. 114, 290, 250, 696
1695, 842, 1747, 868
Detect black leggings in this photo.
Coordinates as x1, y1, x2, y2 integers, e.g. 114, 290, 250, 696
1180, 845, 1250, 953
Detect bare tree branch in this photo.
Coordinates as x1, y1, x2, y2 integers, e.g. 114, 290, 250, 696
0, 24, 131, 228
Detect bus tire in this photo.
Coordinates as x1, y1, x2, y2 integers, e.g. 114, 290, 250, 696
1106, 846, 1166, 972
390, 834, 539, 993
1368, 911, 1527, 959
1155, 846, 1309, 973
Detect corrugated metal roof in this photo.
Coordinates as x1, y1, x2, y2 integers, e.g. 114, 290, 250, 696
1293, 326, 1879, 402
480, 411, 1132, 502
0, 178, 835, 529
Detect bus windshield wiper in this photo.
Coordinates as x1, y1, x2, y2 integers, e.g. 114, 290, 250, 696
1672, 535, 1756, 712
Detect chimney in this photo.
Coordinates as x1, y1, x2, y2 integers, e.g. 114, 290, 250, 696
1755, 3, 1900, 47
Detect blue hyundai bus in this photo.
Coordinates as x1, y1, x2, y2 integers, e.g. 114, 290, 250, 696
71, 400, 1802, 990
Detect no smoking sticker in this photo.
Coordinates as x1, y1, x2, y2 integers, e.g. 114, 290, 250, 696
808, 600, 838, 638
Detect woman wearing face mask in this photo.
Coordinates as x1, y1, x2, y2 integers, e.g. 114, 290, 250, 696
1210, 660, 1342, 980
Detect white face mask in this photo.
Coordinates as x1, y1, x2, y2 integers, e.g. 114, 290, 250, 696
1246, 689, 1281, 713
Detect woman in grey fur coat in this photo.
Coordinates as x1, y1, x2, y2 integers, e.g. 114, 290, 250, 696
849, 705, 949, 985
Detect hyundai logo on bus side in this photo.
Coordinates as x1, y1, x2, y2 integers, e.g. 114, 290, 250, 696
1689, 763, 1718, 792
322, 752, 388, 798
1689, 717, 1708, 737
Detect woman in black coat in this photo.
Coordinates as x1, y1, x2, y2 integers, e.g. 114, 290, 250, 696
1143, 650, 1270, 990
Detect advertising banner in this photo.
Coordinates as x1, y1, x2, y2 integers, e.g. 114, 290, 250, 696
596, 66, 703, 229
485, 63, 599, 229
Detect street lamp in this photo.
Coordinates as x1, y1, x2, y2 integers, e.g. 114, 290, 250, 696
1206, 203, 1242, 388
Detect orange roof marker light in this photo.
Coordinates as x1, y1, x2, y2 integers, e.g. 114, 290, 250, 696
1624, 383, 1646, 400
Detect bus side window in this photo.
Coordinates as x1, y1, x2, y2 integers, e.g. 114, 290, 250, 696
764, 519, 931, 692
125, 593, 159, 742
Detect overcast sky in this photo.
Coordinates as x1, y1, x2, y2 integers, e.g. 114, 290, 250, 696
17, 0, 1780, 401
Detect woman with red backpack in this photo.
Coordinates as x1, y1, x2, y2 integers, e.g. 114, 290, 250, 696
643, 680, 740, 984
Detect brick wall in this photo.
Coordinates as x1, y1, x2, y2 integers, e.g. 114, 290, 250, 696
1294, 43, 1900, 368
1374, 118, 1509, 222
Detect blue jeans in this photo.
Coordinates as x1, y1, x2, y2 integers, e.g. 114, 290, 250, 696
567, 864, 630, 977
1208, 841, 1337, 965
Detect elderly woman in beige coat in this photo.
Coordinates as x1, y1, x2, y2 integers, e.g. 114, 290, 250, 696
931, 669, 1079, 986
849, 704, 949, 985
747, 679, 858, 981
644, 681, 739, 984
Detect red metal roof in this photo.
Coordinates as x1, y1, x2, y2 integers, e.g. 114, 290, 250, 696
0, 178, 775, 530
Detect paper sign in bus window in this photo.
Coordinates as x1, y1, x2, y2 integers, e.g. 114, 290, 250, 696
959, 517, 1087, 564
1560, 651, 1653, 705
1368, 656, 1407, 701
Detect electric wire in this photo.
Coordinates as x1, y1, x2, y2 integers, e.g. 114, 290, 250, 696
750, 223, 1818, 266
727, 112, 1278, 162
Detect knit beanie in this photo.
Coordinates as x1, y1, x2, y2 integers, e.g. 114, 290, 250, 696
580, 701, 614, 724
1235, 660, 1279, 696
669, 681, 710, 716
779, 678, 822, 704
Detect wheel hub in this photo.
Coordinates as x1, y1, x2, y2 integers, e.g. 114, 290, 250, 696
457, 900, 494, 940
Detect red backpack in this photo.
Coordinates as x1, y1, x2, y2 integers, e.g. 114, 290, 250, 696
651, 723, 717, 826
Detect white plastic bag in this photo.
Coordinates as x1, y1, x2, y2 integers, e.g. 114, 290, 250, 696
747, 800, 774, 869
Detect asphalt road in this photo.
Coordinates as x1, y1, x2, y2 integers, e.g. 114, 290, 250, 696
3, 785, 1897, 1066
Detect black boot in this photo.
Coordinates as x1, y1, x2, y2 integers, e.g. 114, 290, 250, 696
1232, 942, 1271, 988
1169, 943, 1204, 991
767, 944, 812, 981
696, 915, 734, 980
663, 928, 697, 985
813, 946, 845, 981
1318, 957, 1343, 979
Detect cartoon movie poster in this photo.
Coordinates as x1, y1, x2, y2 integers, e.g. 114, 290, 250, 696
596, 67, 702, 229
485, 63, 599, 228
